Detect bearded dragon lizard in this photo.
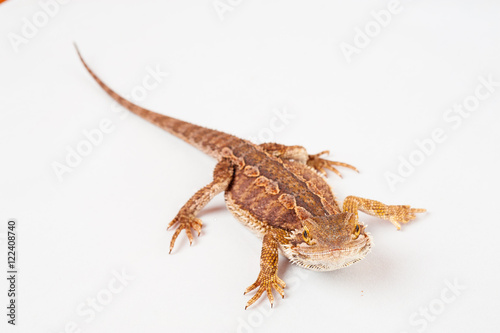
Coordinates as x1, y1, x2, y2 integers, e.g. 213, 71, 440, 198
75, 46, 426, 309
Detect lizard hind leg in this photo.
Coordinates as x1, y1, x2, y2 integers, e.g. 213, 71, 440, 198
167, 158, 234, 253
307, 150, 358, 178
259, 143, 358, 178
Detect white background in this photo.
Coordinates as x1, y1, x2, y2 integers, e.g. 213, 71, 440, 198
1, 1, 500, 332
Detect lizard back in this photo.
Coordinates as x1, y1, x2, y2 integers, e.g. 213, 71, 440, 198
225, 144, 342, 234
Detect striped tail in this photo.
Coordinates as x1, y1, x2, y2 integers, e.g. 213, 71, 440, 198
75, 44, 244, 159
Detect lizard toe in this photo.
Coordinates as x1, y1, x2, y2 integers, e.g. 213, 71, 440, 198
306, 151, 358, 178
168, 214, 204, 253
244, 273, 286, 309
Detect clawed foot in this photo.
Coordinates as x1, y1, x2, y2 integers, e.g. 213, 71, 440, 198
387, 205, 426, 230
167, 214, 203, 253
244, 272, 286, 309
307, 151, 358, 178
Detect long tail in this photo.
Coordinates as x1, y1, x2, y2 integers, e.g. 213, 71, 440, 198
75, 44, 243, 159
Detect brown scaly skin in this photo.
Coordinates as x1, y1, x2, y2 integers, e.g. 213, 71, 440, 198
76, 46, 426, 309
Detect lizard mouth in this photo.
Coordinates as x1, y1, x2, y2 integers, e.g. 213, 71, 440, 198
286, 232, 373, 271
298, 232, 371, 254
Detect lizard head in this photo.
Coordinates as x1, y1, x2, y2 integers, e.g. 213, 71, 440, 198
282, 212, 372, 271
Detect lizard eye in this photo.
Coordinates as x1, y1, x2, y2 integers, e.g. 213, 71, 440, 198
302, 226, 313, 245
353, 224, 361, 239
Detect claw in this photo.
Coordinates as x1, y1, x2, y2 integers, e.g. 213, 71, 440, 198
192, 219, 202, 236
266, 286, 274, 306
307, 151, 358, 178
274, 282, 285, 299
244, 273, 286, 309
388, 206, 426, 230
245, 285, 266, 309
324, 164, 343, 178
167, 214, 203, 253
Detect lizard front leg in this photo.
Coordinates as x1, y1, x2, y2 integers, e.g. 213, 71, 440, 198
259, 143, 358, 178
244, 231, 286, 309
343, 196, 426, 230
168, 158, 234, 253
